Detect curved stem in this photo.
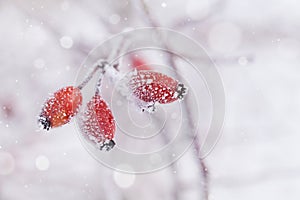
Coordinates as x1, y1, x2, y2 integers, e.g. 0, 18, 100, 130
77, 65, 100, 90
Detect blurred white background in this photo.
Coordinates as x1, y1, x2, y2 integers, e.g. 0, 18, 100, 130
0, 0, 300, 199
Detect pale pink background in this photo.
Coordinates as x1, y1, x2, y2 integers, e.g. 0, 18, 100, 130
0, 0, 299, 199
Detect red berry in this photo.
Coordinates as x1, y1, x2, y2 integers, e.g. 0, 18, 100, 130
80, 94, 116, 151
130, 55, 152, 70
128, 70, 187, 105
39, 86, 82, 130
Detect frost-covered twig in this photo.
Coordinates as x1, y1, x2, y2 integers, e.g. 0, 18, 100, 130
77, 60, 106, 90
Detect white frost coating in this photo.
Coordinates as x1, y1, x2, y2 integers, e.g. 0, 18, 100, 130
131, 95, 156, 113
113, 70, 135, 97
104, 64, 123, 83
78, 110, 106, 150
112, 70, 158, 112
146, 79, 153, 84
105, 67, 186, 112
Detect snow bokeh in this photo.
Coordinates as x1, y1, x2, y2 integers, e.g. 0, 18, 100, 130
35, 155, 50, 171
1, 0, 300, 199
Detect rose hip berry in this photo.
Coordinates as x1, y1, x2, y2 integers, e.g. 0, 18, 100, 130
39, 86, 82, 130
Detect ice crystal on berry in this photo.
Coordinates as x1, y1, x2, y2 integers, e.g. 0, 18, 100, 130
39, 86, 82, 130
124, 70, 188, 112
79, 94, 116, 151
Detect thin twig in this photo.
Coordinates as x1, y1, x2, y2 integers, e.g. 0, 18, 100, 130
137, 0, 210, 199
77, 64, 101, 90
167, 54, 210, 200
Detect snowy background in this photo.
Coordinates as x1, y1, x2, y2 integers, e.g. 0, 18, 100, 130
1, 0, 300, 199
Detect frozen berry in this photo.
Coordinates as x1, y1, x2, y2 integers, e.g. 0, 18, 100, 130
39, 86, 82, 130
128, 70, 187, 105
80, 94, 116, 151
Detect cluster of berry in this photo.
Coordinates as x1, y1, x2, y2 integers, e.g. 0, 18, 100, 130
38, 58, 187, 151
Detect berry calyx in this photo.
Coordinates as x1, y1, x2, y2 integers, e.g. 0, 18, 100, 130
80, 94, 116, 151
39, 86, 82, 130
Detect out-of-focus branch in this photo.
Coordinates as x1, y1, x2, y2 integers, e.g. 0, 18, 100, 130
136, 0, 210, 199
166, 53, 209, 200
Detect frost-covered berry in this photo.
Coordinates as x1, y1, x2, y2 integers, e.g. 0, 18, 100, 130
128, 70, 188, 109
80, 94, 116, 151
39, 86, 82, 130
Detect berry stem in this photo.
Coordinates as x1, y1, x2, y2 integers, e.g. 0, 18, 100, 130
77, 60, 107, 90
95, 72, 103, 95
77, 37, 128, 91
